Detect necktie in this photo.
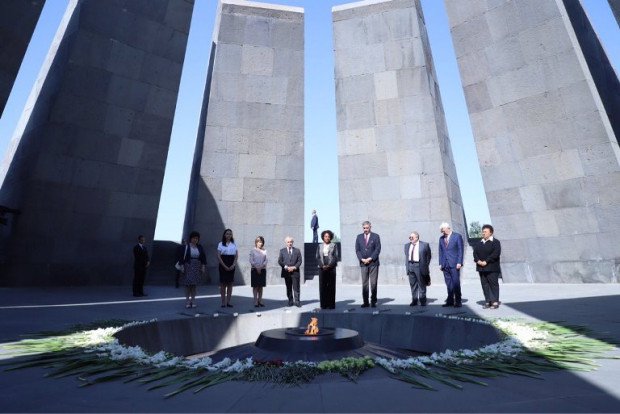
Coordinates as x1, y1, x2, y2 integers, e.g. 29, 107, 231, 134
444, 237, 449, 247
365, 234, 369, 246
410, 243, 414, 261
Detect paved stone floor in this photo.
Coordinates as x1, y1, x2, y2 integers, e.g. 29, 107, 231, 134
0, 280, 619, 413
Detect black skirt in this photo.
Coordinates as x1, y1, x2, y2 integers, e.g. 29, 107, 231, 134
219, 254, 235, 284
251, 268, 266, 288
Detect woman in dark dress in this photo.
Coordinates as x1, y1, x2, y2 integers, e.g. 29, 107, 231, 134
249, 236, 267, 307
179, 231, 206, 308
217, 228, 238, 308
316, 230, 339, 309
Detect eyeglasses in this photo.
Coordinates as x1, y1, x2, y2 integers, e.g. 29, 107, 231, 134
409, 236, 415, 239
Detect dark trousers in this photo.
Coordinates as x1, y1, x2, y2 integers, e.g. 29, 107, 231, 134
312, 229, 318, 243
284, 273, 300, 304
133, 267, 146, 295
319, 267, 336, 308
407, 262, 426, 304
360, 265, 378, 305
479, 271, 500, 303
442, 266, 461, 305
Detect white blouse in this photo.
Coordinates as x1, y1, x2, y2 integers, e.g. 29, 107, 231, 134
217, 242, 237, 255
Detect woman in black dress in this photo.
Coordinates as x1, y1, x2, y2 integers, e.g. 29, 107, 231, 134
316, 230, 339, 309
217, 228, 238, 307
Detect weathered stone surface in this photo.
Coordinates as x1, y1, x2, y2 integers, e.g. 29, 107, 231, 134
333, 0, 466, 284
446, 0, 620, 283
0, 0, 193, 286
184, 1, 304, 285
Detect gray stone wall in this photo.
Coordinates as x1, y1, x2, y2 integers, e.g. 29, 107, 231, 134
445, 0, 620, 282
0, 0, 194, 286
184, 0, 304, 286
332, 0, 466, 285
0, 0, 45, 116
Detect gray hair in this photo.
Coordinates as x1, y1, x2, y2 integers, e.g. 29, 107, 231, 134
284, 236, 293, 243
362, 220, 371, 226
411, 231, 420, 239
439, 222, 451, 230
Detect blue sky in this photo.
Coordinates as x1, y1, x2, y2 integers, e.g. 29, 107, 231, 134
0, 0, 618, 243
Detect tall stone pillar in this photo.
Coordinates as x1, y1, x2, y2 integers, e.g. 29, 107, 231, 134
0, 0, 45, 116
445, 0, 620, 282
333, 0, 466, 284
184, 0, 304, 285
0, 0, 194, 285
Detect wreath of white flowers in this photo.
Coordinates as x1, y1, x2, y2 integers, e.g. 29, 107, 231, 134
2, 315, 616, 396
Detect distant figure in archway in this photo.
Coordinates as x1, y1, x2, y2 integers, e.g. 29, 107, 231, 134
310, 209, 319, 243
132, 235, 150, 297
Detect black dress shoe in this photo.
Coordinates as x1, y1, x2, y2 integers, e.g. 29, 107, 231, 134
287, 301, 293, 307
454, 303, 462, 308
295, 302, 301, 307
409, 301, 418, 306
361, 303, 370, 308
371, 303, 377, 308
441, 303, 453, 307
226, 304, 233, 308
420, 302, 427, 306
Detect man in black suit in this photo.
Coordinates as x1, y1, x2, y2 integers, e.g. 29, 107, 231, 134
278, 236, 303, 307
355, 221, 381, 308
133, 235, 150, 297
473, 224, 502, 309
404, 231, 432, 306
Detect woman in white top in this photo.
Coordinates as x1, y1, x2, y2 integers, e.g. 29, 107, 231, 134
249, 236, 267, 307
217, 228, 238, 307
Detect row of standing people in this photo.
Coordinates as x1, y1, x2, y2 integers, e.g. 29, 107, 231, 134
135, 221, 501, 310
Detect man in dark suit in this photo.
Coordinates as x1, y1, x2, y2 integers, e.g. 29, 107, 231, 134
133, 235, 150, 297
404, 231, 431, 306
473, 224, 502, 309
278, 236, 303, 307
355, 221, 381, 308
438, 222, 464, 307
310, 209, 319, 243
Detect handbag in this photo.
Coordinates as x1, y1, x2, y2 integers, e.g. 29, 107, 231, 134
174, 245, 189, 272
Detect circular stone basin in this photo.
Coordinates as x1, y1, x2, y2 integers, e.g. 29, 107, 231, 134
256, 327, 364, 353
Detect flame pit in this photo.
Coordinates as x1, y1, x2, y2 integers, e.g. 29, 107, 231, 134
255, 327, 364, 354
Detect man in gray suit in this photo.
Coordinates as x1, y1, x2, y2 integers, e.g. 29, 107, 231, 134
404, 231, 431, 306
278, 236, 303, 307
